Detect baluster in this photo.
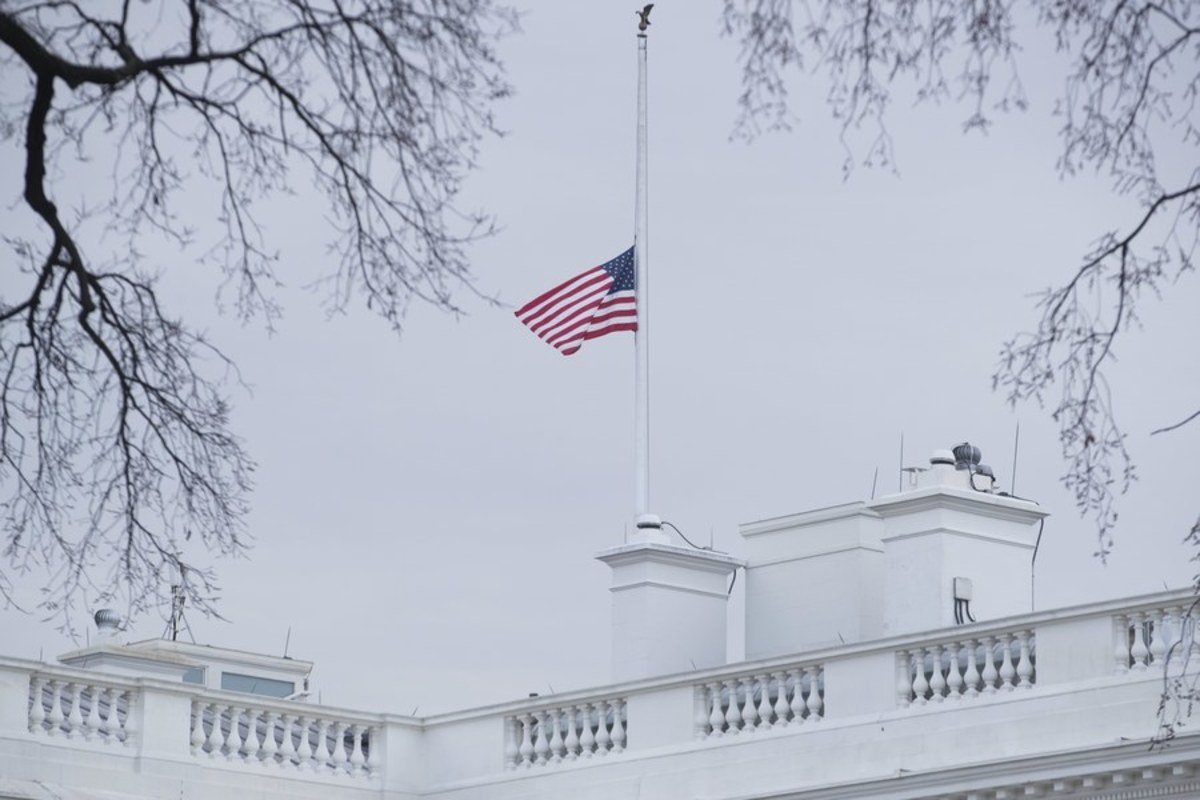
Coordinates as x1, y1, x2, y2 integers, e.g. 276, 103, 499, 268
243, 708, 262, 763
365, 726, 380, 777
548, 710, 565, 763
911, 650, 929, 705
331, 721, 348, 775
981, 637, 998, 694
44, 680, 63, 737
740, 677, 759, 731
708, 683, 725, 737
578, 705, 595, 758
1113, 614, 1131, 673
504, 717, 520, 769
723, 679, 743, 733
518, 714, 535, 767
895, 651, 912, 708
221, 704, 239, 760
1149, 609, 1167, 665
610, 700, 627, 753
788, 669, 807, 723
1016, 631, 1034, 689
279, 714, 297, 768
233, 706, 251, 761
1130, 612, 1149, 671
755, 675, 773, 729
595, 700, 612, 755
82, 685, 101, 740
946, 644, 963, 700
929, 646, 947, 702
963, 640, 981, 697
314, 718, 332, 772
1166, 607, 1185, 666
532, 711, 549, 765
117, 689, 134, 746
564, 706, 580, 759
64, 682, 83, 738
772, 672, 790, 727
805, 666, 823, 721
295, 716, 313, 770
694, 688, 709, 738
1190, 612, 1200, 665
203, 703, 222, 758
99, 687, 117, 744
28, 676, 46, 734
261, 711, 279, 766
190, 700, 207, 754
349, 725, 366, 775
998, 634, 1016, 691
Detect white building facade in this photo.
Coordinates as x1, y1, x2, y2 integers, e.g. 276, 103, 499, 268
1, 446, 1196, 799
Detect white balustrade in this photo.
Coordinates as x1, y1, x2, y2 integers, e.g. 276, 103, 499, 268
1113, 605, 1191, 673
188, 698, 375, 778
695, 664, 824, 738
505, 697, 627, 768
27, 674, 133, 744
899, 631, 1036, 706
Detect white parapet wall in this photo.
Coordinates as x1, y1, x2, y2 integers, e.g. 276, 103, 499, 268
740, 502, 886, 659
595, 541, 743, 683
2, 588, 1196, 799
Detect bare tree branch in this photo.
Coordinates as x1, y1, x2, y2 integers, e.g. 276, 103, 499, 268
0, 1, 514, 632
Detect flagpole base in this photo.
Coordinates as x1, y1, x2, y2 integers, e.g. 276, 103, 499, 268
634, 513, 667, 543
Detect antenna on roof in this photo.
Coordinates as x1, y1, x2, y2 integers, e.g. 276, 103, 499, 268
284, 626, 292, 659
1010, 421, 1021, 495
163, 566, 196, 643
870, 466, 879, 499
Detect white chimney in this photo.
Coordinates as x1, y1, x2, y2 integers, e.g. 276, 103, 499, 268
740, 503, 886, 659
869, 446, 1048, 636
597, 533, 742, 682
738, 442, 1048, 659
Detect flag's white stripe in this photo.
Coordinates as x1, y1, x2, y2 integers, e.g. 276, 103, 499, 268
534, 295, 607, 342
595, 291, 635, 309
537, 284, 616, 340
516, 265, 606, 319
551, 295, 637, 348
517, 267, 608, 324
546, 300, 608, 347
524, 280, 612, 336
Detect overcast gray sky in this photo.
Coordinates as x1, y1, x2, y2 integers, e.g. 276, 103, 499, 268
3, 3, 1199, 714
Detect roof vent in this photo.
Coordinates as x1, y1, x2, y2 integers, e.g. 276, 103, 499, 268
94, 608, 122, 637
952, 442, 982, 471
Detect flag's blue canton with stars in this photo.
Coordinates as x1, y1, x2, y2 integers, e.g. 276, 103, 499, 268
515, 247, 637, 356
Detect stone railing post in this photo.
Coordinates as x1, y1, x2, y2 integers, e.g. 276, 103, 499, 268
0, 663, 33, 738
822, 651, 894, 718
1034, 614, 1120, 684
374, 715, 421, 794
622, 685, 692, 750
132, 683, 193, 760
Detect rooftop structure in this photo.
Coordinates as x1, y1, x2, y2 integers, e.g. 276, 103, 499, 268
1, 445, 1195, 799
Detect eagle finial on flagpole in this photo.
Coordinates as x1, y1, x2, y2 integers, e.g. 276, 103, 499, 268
637, 4, 654, 33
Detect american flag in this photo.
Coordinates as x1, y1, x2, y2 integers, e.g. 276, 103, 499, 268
514, 247, 637, 356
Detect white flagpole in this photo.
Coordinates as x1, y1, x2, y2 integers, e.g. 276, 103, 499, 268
634, 19, 660, 536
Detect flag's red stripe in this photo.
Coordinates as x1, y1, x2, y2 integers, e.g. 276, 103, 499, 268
516, 258, 636, 356
546, 302, 608, 347
548, 291, 636, 347
515, 267, 606, 318
529, 283, 610, 337
550, 307, 637, 349
582, 322, 637, 340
